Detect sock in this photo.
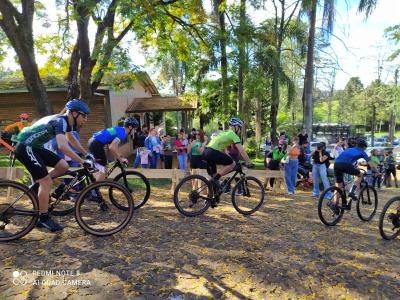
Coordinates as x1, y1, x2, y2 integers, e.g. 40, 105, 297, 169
40, 212, 49, 222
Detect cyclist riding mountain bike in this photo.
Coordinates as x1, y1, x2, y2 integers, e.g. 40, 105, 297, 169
202, 117, 253, 189
4, 113, 31, 134
333, 138, 379, 204
14, 99, 92, 232
88, 117, 139, 181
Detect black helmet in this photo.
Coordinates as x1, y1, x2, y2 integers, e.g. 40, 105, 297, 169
123, 117, 139, 128
356, 138, 368, 148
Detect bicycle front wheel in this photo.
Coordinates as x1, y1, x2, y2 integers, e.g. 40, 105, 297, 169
232, 176, 264, 215
0, 180, 39, 242
318, 186, 345, 226
75, 181, 134, 236
356, 185, 378, 222
112, 171, 150, 210
173, 175, 212, 217
379, 196, 400, 240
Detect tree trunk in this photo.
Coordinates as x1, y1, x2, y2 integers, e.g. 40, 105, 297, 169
237, 0, 246, 117
303, 1, 317, 140
67, 40, 80, 100
255, 97, 262, 145
0, 0, 52, 117
270, 75, 280, 144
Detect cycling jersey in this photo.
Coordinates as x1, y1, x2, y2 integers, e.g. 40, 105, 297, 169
335, 147, 369, 164
17, 114, 74, 148
206, 130, 241, 152
92, 127, 126, 145
4, 121, 30, 133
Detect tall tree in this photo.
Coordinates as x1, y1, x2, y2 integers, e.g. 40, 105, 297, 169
0, 0, 52, 116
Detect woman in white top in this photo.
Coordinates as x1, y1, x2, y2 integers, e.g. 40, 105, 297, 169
332, 138, 345, 159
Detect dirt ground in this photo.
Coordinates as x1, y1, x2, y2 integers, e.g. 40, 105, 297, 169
1, 185, 399, 299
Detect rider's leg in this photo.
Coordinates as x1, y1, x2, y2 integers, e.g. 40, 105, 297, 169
48, 159, 69, 179
349, 174, 363, 197
36, 175, 53, 214
95, 168, 108, 181
214, 161, 236, 178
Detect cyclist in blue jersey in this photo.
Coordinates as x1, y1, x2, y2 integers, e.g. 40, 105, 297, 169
331, 139, 380, 213
15, 99, 92, 232
88, 117, 139, 181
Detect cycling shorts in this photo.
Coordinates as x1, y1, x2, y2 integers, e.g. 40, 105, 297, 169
88, 138, 108, 166
202, 147, 233, 176
334, 162, 360, 184
15, 143, 61, 180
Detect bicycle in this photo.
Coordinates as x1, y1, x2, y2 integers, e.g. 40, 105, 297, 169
318, 169, 378, 226
0, 163, 134, 241
46, 159, 150, 215
173, 162, 265, 217
378, 196, 400, 240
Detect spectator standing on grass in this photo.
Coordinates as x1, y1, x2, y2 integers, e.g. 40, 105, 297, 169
162, 135, 174, 169
332, 138, 345, 159
311, 142, 331, 198
188, 130, 206, 169
384, 150, 398, 188
133, 126, 148, 168
266, 140, 287, 188
368, 149, 383, 191
138, 147, 151, 168
297, 127, 308, 145
264, 136, 272, 168
285, 137, 300, 195
144, 128, 162, 169
175, 132, 188, 175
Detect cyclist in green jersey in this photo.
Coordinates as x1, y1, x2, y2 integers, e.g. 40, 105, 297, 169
202, 118, 253, 188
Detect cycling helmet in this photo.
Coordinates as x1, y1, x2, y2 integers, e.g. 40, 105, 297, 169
65, 99, 90, 114
356, 138, 368, 148
123, 117, 139, 128
228, 117, 244, 127
19, 113, 29, 120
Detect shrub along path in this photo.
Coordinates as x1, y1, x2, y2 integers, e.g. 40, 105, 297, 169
1, 185, 399, 299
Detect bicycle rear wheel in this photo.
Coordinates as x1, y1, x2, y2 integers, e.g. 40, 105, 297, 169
379, 196, 400, 240
112, 171, 150, 210
0, 180, 39, 241
318, 186, 345, 226
173, 175, 212, 217
356, 185, 378, 221
232, 176, 264, 215
75, 181, 134, 236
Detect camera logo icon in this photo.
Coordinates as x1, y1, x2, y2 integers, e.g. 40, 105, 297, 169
12, 270, 28, 285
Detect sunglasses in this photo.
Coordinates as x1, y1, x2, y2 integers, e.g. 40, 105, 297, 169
79, 112, 88, 119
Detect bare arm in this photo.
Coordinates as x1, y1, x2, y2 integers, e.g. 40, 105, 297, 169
56, 134, 84, 164
367, 160, 379, 172
108, 139, 125, 161
66, 132, 87, 156
235, 143, 251, 164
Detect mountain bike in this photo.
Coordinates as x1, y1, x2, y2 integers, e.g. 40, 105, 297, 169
318, 169, 378, 226
0, 163, 134, 241
173, 162, 265, 217
48, 159, 150, 215
378, 196, 400, 240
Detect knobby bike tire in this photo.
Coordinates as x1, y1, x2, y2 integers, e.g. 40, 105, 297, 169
74, 180, 134, 236
356, 185, 378, 222
0, 180, 39, 242
231, 176, 265, 215
173, 174, 212, 217
378, 196, 400, 240
318, 186, 345, 226
112, 171, 151, 210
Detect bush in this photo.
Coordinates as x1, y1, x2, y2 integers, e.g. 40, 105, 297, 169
245, 137, 258, 159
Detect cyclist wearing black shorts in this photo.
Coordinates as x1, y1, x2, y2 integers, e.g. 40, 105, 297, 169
334, 138, 379, 199
202, 117, 253, 187
15, 99, 92, 232
88, 117, 139, 181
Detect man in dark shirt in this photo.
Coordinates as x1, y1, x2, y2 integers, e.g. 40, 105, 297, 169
298, 127, 308, 145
